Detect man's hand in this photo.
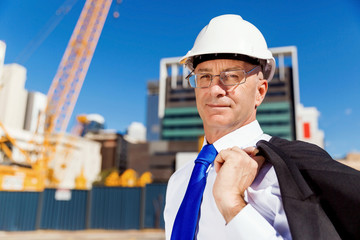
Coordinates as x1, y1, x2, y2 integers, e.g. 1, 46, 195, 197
212, 146, 265, 224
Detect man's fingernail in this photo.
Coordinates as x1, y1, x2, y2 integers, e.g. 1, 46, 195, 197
252, 149, 259, 156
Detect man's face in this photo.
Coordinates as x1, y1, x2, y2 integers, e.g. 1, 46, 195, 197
194, 59, 267, 137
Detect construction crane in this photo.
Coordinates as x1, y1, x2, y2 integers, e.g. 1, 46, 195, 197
40, 0, 112, 170
0, 0, 113, 191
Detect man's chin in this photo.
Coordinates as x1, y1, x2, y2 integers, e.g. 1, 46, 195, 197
204, 116, 234, 128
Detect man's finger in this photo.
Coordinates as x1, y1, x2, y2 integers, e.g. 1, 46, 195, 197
243, 146, 259, 157
243, 147, 265, 172
214, 149, 229, 173
214, 155, 221, 173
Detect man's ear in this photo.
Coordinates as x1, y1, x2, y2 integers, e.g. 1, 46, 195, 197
255, 79, 268, 108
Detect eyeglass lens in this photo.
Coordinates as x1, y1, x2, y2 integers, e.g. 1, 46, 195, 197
188, 70, 246, 88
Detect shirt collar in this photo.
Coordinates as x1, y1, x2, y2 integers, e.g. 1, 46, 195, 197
203, 120, 264, 152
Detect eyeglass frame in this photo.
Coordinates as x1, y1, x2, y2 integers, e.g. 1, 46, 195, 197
185, 65, 260, 88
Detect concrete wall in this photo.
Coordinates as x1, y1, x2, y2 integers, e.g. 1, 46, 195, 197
0, 64, 28, 130
0, 41, 5, 81
23, 91, 47, 133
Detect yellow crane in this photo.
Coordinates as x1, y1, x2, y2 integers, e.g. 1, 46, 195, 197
0, 0, 113, 191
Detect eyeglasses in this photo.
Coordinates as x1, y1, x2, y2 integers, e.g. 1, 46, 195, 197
186, 65, 260, 88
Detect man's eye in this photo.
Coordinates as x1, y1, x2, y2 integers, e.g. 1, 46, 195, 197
228, 74, 240, 79
199, 74, 211, 80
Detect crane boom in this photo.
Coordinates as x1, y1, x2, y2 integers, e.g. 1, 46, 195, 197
46, 0, 112, 134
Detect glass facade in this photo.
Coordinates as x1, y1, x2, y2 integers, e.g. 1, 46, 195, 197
146, 81, 160, 141
161, 107, 203, 140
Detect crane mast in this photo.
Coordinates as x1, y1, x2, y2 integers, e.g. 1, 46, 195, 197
46, 0, 112, 134
39, 0, 113, 173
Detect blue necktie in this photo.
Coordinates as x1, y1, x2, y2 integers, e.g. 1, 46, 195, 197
171, 144, 218, 240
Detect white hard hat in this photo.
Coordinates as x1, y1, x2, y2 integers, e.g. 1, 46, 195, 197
180, 14, 276, 81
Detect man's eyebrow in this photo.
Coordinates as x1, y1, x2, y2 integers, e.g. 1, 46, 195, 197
223, 67, 245, 71
196, 68, 212, 72
196, 66, 245, 73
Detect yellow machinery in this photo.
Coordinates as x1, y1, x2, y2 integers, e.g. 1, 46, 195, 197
105, 169, 153, 187
120, 169, 138, 187
137, 171, 153, 187
0, 122, 32, 165
0, 122, 43, 191
74, 168, 87, 190
0, 0, 113, 191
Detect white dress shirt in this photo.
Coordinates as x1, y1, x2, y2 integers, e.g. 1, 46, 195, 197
164, 120, 292, 240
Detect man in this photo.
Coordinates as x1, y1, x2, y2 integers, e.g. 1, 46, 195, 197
164, 14, 360, 240
164, 14, 290, 239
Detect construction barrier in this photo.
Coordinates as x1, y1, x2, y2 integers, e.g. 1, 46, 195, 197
39, 189, 88, 230
143, 183, 167, 229
89, 187, 141, 229
0, 191, 40, 231
0, 184, 167, 231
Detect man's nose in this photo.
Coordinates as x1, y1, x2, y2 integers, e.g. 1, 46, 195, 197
209, 76, 227, 96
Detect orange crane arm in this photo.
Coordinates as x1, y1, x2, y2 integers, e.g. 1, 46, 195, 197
45, 0, 112, 134
38, 0, 112, 175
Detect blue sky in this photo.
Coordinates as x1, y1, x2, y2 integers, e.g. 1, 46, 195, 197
0, 0, 359, 158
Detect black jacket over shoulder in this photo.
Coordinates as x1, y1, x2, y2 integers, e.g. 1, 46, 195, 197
256, 137, 360, 240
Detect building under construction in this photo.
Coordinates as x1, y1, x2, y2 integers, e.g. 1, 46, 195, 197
0, 0, 113, 191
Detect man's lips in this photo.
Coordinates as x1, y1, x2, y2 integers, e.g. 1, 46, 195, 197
207, 104, 230, 108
